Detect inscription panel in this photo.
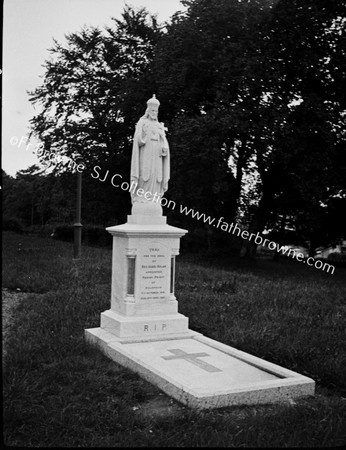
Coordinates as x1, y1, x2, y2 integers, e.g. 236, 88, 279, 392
139, 243, 169, 302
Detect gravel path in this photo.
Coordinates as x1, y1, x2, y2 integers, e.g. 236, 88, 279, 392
2, 288, 29, 360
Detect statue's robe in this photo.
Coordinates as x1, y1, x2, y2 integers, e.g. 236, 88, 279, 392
130, 117, 170, 203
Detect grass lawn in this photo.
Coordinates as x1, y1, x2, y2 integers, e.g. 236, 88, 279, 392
3, 231, 346, 447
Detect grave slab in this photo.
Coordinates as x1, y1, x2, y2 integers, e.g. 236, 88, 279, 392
85, 327, 315, 409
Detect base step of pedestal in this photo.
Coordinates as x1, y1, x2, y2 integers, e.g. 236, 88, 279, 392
85, 327, 315, 409
100, 309, 189, 340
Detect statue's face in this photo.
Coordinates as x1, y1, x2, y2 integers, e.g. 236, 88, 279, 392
148, 105, 158, 120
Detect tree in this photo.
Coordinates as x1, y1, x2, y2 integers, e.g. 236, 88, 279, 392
29, 6, 162, 224
3, 166, 49, 227
30, 6, 160, 169
239, 0, 346, 256
150, 0, 275, 226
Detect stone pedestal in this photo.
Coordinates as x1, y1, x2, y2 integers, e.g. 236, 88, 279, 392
89, 212, 192, 342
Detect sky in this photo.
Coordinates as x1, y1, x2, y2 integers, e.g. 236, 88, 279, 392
2, 0, 185, 176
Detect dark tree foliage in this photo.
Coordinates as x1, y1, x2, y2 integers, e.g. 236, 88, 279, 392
29, 6, 160, 169
150, 0, 276, 223
29, 6, 162, 223
238, 0, 346, 255
2, 167, 126, 229
3, 166, 73, 227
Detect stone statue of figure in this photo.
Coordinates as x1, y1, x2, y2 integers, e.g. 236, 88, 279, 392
130, 95, 170, 207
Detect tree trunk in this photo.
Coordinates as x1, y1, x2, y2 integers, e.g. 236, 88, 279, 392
273, 214, 286, 260
239, 190, 272, 258
309, 235, 318, 257
239, 214, 261, 258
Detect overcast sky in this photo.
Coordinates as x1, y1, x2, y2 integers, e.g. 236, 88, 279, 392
2, 0, 184, 176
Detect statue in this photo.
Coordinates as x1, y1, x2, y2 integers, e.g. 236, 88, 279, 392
130, 95, 170, 208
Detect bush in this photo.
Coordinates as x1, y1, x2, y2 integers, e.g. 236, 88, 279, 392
24, 224, 56, 236
327, 252, 346, 262
3, 216, 25, 233
83, 225, 111, 247
52, 224, 111, 247
211, 231, 242, 256
52, 224, 74, 242
180, 227, 210, 253
180, 227, 241, 255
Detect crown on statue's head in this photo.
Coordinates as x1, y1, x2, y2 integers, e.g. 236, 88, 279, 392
147, 94, 160, 106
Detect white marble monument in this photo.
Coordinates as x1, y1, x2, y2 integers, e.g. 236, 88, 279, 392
85, 95, 315, 409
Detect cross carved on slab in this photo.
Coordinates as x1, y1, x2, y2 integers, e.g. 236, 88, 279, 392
161, 348, 222, 373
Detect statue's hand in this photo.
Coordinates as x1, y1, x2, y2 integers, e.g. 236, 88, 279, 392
158, 126, 165, 139
142, 123, 149, 135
